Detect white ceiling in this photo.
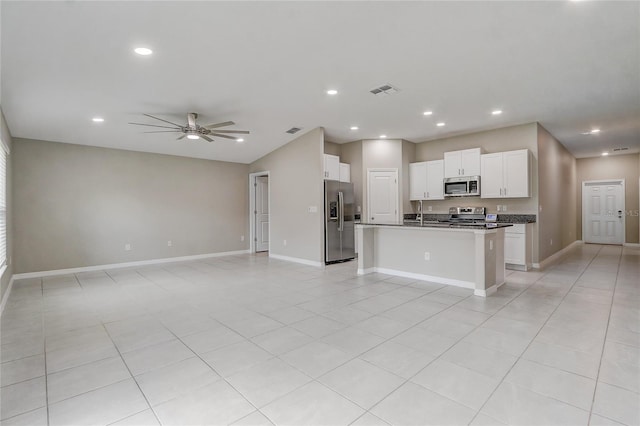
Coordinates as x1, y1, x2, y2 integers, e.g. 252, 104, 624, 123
1, 1, 638, 163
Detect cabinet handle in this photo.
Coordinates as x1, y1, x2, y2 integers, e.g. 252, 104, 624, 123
427, 192, 429, 198
500, 188, 503, 196
504, 188, 507, 196
462, 168, 464, 175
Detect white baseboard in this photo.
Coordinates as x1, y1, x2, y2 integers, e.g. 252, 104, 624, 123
533, 240, 582, 270
12, 250, 251, 280
268, 253, 323, 268
0, 275, 15, 315
365, 267, 475, 290
623, 243, 640, 248
357, 267, 376, 276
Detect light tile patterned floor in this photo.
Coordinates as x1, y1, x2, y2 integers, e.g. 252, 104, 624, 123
1, 244, 638, 425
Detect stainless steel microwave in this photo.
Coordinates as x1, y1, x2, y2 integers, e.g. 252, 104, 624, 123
444, 176, 480, 197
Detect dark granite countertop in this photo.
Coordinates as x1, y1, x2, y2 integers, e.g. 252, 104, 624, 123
360, 222, 513, 230
403, 213, 536, 224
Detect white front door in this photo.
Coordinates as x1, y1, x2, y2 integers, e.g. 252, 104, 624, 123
367, 169, 399, 224
583, 181, 624, 244
255, 176, 269, 252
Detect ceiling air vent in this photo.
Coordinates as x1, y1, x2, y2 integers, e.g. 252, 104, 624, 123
613, 147, 629, 152
286, 127, 302, 134
370, 84, 400, 96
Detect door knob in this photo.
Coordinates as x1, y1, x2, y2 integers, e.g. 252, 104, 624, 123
618, 210, 623, 218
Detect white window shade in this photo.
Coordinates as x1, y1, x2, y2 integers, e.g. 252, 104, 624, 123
0, 146, 6, 267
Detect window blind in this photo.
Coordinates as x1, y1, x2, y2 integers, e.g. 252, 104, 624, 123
0, 146, 6, 267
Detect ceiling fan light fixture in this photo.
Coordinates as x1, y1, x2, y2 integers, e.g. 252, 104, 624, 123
187, 134, 200, 140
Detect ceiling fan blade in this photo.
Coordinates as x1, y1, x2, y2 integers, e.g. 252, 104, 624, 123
201, 135, 214, 142
143, 113, 184, 127
129, 122, 180, 130
143, 131, 181, 133
204, 121, 235, 129
207, 130, 250, 134
210, 133, 239, 140
177, 134, 187, 140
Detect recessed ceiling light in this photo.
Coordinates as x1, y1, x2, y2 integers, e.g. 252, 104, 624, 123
590, 129, 601, 134
236, 138, 244, 143
380, 135, 387, 139
350, 126, 359, 130
492, 110, 503, 115
423, 111, 433, 116
436, 122, 445, 127
601, 152, 609, 156
134, 47, 153, 56
92, 117, 104, 123
326, 89, 338, 95
187, 134, 199, 140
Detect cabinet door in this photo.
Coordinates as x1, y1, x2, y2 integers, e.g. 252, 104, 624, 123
324, 154, 340, 180
461, 148, 481, 176
339, 163, 351, 183
503, 150, 530, 197
481, 153, 504, 198
425, 160, 444, 200
504, 233, 525, 265
443, 151, 462, 178
409, 162, 427, 200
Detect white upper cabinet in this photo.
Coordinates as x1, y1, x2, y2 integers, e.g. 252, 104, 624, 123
339, 162, 351, 183
481, 149, 531, 198
425, 160, 445, 200
409, 160, 444, 200
444, 148, 481, 177
409, 162, 427, 200
324, 154, 340, 180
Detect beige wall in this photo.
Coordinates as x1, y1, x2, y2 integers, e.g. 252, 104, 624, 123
537, 124, 577, 262
250, 128, 324, 264
576, 153, 640, 244
13, 139, 249, 273
324, 141, 341, 156
414, 123, 539, 215
340, 140, 363, 215
1, 109, 13, 302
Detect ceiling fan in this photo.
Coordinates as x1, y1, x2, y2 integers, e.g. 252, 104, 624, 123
129, 112, 249, 142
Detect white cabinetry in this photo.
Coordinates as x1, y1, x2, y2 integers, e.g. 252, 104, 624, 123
481, 149, 530, 198
409, 162, 427, 200
324, 154, 340, 180
444, 148, 481, 178
339, 163, 351, 183
504, 223, 532, 271
409, 160, 444, 200
425, 160, 444, 200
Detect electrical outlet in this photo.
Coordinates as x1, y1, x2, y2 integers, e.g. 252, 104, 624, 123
283, 240, 287, 246
308, 206, 318, 213
125, 243, 131, 251
167, 240, 172, 247
424, 252, 430, 261
497, 205, 502, 212
240, 235, 245, 241
502, 205, 507, 212
427, 205, 433, 212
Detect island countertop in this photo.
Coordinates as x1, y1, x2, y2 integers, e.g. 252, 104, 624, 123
358, 222, 513, 231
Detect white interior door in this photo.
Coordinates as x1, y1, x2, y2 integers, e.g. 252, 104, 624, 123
583, 181, 624, 244
255, 176, 269, 252
368, 169, 399, 224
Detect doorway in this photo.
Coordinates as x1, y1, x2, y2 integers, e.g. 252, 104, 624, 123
249, 172, 270, 253
367, 169, 399, 224
582, 180, 625, 245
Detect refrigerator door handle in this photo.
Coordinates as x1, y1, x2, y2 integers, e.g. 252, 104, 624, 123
338, 191, 344, 232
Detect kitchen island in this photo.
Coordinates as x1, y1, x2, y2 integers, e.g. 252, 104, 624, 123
356, 222, 512, 297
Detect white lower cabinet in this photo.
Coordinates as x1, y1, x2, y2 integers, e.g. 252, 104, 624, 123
504, 223, 532, 271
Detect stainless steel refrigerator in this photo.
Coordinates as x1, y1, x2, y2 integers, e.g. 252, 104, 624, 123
324, 180, 355, 264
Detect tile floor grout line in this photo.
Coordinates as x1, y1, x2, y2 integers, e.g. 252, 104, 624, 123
41, 277, 51, 426
359, 275, 536, 423
587, 245, 624, 425
100, 323, 163, 426
467, 245, 603, 424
